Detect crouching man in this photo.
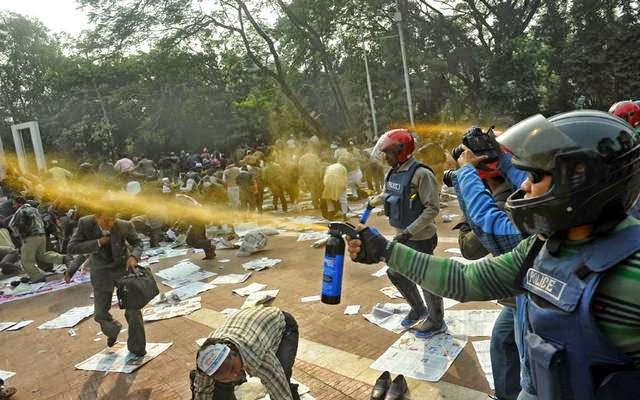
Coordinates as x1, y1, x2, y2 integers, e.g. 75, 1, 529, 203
190, 306, 300, 400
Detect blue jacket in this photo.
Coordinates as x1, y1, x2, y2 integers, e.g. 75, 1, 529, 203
452, 163, 523, 256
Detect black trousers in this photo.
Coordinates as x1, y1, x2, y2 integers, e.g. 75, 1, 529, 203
387, 234, 444, 324
212, 312, 300, 400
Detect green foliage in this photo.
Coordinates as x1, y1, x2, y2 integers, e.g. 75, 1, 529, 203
2, 0, 640, 159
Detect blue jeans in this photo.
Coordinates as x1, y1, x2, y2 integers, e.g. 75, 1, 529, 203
491, 307, 521, 400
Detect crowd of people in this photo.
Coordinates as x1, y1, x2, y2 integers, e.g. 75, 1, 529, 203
1, 101, 640, 399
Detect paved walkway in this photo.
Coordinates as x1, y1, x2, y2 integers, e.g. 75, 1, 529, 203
0, 205, 496, 399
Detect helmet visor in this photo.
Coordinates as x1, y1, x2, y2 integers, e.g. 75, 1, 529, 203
497, 114, 578, 172
371, 134, 395, 161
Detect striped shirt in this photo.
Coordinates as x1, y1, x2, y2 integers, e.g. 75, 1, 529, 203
192, 306, 292, 400
387, 216, 640, 367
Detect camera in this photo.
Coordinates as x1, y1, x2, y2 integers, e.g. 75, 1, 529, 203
443, 169, 456, 187
462, 126, 500, 163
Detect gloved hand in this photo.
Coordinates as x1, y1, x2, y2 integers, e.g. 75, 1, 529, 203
394, 230, 412, 244
347, 226, 390, 264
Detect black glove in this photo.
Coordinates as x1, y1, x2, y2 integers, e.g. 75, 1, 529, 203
354, 227, 391, 264
393, 230, 412, 244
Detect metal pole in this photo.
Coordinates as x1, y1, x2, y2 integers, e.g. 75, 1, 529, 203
394, 9, 414, 129
363, 40, 378, 140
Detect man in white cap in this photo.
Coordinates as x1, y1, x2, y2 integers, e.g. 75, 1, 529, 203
190, 306, 300, 400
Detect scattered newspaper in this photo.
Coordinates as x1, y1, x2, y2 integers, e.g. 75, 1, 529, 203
472, 340, 495, 390
242, 258, 282, 271
443, 298, 460, 309
0, 370, 15, 381
370, 331, 467, 382
297, 232, 329, 242
363, 303, 411, 333
380, 286, 403, 299
143, 297, 202, 322
371, 265, 389, 277
155, 261, 201, 281
344, 305, 361, 315
242, 289, 279, 308
0, 271, 91, 306
233, 283, 267, 297
38, 305, 94, 330
161, 270, 217, 289
300, 295, 321, 303
212, 273, 252, 285
444, 309, 502, 337
220, 308, 240, 317
156, 282, 215, 303
162, 248, 189, 258
5, 320, 33, 331
75, 342, 173, 373
0, 322, 16, 332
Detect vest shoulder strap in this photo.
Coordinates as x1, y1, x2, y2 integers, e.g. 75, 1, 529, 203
582, 225, 640, 272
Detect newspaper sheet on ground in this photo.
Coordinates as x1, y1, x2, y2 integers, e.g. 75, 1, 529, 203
443, 298, 460, 309
363, 303, 411, 333
0, 370, 15, 381
233, 283, 267, 297
162, 248, 190, 258
444, 248, 462, 255
380, 286, 403, 299
242, 289, 279, 309
38, 305, 94, 330
297, 232, 329, 242
0, 271, 90, 306
143, 297, 202, 321
236, 377, 313, 400
212, 273, 252, 285
155, 261, 201, 281
445, 309, 502, 337
300, 295, 321, 303
220, 308, 240, 317
75, 342, 173, 373
371, 265, 389, 277
472, 340, 495, 390
344, 305, 361, 315
0, 322, 16, 331
370, 331, 467, 382
5, 320, 33, 331
161, 270, 217, 289
242, 258, 282, 271
156, 282, 215, 303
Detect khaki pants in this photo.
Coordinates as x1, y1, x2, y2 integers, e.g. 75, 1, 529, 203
21, 235, 64, 281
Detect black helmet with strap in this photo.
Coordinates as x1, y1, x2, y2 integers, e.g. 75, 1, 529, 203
499, 110, 640, 237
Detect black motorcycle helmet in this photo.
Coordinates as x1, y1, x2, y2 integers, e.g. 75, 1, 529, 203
498, 110, 640, 237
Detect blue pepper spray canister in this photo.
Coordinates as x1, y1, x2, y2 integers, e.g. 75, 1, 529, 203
321, 229, 345, 304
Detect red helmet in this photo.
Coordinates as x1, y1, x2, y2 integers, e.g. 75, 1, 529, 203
609, 101, 640, 127
372, 129, 415, 164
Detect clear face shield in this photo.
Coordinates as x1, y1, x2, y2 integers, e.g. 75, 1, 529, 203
497, 114, 578, 172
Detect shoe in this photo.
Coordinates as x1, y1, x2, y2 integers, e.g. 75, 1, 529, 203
370, 371, 391, 399
384, 375, 407, 400
129, 349, 146, 358
414, 321, 447, 339
400, 309, 429, 329
107, 321, 123, 347
202, 247, 216, 260
0, 385, 17, 399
